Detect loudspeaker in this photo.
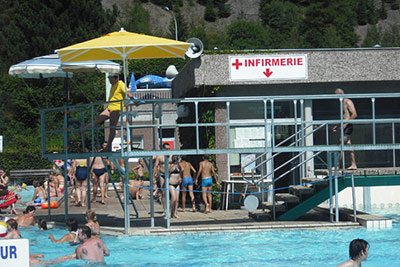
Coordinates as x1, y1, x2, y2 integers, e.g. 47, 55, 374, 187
165, 65, 178, 79
185, 38, 204, 58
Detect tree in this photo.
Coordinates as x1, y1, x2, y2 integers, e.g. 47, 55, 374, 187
0, 0, 118, 153
226, 21, 269, 50
119, 0, 150, 34
0, 0, 117, 72
204, 0, 218, 22
167, 6, 189, 40
361, 24, 381, 47
260, 0, 303, 48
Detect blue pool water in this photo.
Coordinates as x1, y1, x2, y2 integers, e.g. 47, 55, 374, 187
20, 209, 400, 266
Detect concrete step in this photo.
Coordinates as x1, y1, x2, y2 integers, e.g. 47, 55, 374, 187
248, 210, 272, 221
289, 185, 314, 196
261, 201, 286, 212
275, 193, 300, 204
302, 177, 328, 188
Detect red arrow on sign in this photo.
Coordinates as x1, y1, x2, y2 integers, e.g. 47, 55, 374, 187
263, 68, 273, 77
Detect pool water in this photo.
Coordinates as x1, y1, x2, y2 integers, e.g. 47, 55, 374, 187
21, 209, 400, 266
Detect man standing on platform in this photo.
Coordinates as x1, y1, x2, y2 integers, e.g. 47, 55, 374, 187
333, 88, 358, 170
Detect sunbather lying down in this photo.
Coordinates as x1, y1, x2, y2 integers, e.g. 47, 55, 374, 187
0, 190, 21, 214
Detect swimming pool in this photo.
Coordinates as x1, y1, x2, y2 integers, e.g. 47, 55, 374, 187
21, 209, 400, 266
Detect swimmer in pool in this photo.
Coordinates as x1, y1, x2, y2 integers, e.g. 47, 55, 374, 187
337, 239, 369, 267
49, 218, 79, 243
47, 226, 110, 264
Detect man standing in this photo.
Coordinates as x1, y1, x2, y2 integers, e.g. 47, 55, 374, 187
82, 73, 133, 152
337, 239, 369, 267
49, 226, 110, 264
195, 155, 219, 213
333, 88, 357, 170
179, 156, 197, 212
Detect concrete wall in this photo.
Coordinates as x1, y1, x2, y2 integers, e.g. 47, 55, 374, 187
174, 48, 400, 96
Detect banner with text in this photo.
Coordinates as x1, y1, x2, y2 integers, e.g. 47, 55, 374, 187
229, 55, 308, 81
0, 238, 29, 266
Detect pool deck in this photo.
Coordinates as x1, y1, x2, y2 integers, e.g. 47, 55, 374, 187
20, 186, 367, 236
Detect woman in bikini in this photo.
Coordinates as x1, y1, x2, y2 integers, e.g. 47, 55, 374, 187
168, 156, 182, 219
90, 149, 108, 204
73, 159, 88, 207
85, 209, 100, 237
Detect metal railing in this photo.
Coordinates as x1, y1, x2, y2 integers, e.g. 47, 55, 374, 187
40, 93, 400, 230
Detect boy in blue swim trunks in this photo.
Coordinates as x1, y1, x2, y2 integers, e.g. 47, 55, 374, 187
178, 156, 197, 212
195, 155, 219, 213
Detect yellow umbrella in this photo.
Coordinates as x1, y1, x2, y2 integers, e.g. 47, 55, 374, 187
56, 28, 191, 93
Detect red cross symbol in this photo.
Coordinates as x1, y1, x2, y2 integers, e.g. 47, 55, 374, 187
232, 59, 243, 70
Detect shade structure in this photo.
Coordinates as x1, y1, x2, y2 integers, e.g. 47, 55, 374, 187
56, 29, 191, 63
8, 54, 120, 79
57, 29, 191, 234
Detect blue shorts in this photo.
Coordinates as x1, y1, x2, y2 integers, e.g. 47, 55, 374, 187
202, 177, 212, 188
181, 177, 193, 188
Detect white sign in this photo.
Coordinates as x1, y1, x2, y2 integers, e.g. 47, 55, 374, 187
229, 54, 308, 81
0, 238, 29, 266
0, 136, 2, 153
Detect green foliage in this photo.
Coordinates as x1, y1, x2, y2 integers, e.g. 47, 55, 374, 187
300, 1, 359, 48
363, 24, 400, 47
226, 21, 269, 50
378, 0, 388, 19
0, 0, 117, 72
119, 0, 151, 34
261, 0, 302, 48
167, 6, 189, 40
204, 0, 218, 22
128, 58, 189, 78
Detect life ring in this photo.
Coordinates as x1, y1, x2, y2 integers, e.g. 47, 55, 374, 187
0, 221, 7, 237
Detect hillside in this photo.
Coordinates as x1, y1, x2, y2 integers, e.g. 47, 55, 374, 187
102, 0, 400, 48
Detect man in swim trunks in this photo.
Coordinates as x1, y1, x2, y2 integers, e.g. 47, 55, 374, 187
153, 143, 171, 214
333, 88, 358, 170
90, 150, 108, 204
195, 154, 219, 213
48, 226, 110, 264
179, 156, 197, 212
337, 239, 369, 267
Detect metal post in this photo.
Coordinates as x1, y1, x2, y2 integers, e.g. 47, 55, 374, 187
351, 173, 357, 222
339, 98, 344, 169
392, 122, 396, 167
87, 158, 91, 210
372, 97, 376, 144
164, 155, 170, 228
334, 152, 339, 223
63, 106, 69, 220
124, 158, 130, 234
270, 99, 276, 220
149, 157, 155, 227
195, 101, 199, 152
158, 104, 163, 149
328, 152, 333, 222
